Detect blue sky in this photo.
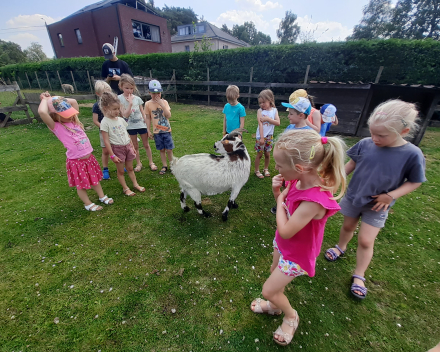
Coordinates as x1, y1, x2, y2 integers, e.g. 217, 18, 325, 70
0, 0, 384, 57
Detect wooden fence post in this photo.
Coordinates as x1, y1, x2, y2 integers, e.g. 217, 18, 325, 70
70, 71, 78, 93
87, 70, 93, 93
149, 70, 152, 78
173, 69, 177, 103
45, 71, 52, 91
17, 76, 23, 89
247, 67, 253, 109
207, 67, 210, 106
35, 72, 41, 90
25, 72, 31, 89
374, 66, 384, 84
304, 65, 310, 84
57, 71, 63, 90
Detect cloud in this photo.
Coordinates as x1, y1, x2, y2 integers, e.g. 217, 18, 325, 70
214, 10, 269, 31
296, 16, 352, 42
236, 0, 282, 11
6, 14, 57, 27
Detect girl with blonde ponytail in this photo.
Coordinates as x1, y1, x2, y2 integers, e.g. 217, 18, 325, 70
250, 129, 346, 346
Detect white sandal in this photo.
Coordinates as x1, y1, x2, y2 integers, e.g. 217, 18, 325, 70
273, 311, 299, 346
250, 298, 282, 315
85, 203, 103, 211
99, 195, 114, 205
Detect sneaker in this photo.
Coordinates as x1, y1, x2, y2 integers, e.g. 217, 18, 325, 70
103, 168, 110, 180
271, 206, 277, 214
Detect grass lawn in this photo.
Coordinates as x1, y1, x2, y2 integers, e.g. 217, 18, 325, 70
0, 96, 439, 352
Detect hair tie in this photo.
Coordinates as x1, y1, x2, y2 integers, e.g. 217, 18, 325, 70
309, 145, 315, 160
401, 118, 408, 127
321, 137, 328, 144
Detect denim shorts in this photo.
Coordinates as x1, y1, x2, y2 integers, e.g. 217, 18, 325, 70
339, 196, 393, 228
127, 128, 148, 136
154, 133, 175, 150
273, 239, 308, 278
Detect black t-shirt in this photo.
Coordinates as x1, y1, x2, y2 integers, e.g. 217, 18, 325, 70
101, 59, 133, 94
92, 102, 104, 123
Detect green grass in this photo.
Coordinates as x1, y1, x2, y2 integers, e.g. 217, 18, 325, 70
0, 97, 439, 352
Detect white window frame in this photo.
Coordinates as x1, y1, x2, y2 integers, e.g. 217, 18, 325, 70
75, 29, 83, 44
132, 20, 161, 43
58, 33, 64, 47
179, 26, 191, 36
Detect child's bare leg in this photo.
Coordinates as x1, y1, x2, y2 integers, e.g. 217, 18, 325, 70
125, 160, 139, 187
264, 151, 270, 170
326, 215, 359, 260
159, 149, 167, 167
115, 162, 129, 190
77, 188, 93, 206
91, 183, 105, 198
166, 149, 173, 163
254, 151, 262, 172
130, 134, 142, 169
262, 268, 296, 343
352, 221, 381, 294
102, 147, 109, 168
140, 133, 154, 166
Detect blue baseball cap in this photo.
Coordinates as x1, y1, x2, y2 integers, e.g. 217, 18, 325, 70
282, 97, 312, 115
320, 104, 337, 123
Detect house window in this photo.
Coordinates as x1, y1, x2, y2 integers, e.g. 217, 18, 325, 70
132, 20, 161, 42
57, 33, 64, 47
179, 26, 191, 36
75, 29, 83, 44
185, 45, 190, 52
223, 45, 228, 49
196, 25, 205, 33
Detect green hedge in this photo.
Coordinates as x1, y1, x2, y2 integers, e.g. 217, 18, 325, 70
2, 39, 440, 85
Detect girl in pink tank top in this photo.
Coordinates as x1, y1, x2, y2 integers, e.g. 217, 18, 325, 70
250, 130, 347, 346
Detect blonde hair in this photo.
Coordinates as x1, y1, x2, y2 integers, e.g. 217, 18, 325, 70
99, 91, 120, 114
226, 85, 240, 104
367, 99, 420, 138
258, 89, 275, 108
290, 89, 316, 108
118, 74, 140, 95
94, 80, 111, 94
275, 129, 347, 199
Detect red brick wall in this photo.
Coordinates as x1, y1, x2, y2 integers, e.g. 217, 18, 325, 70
117, 4, 172, 54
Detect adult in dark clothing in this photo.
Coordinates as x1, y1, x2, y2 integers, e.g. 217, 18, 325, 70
101, 43, 133, 95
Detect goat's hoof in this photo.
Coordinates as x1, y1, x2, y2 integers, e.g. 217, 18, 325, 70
222, 213, 229, 221
203, 211, 212, 218
183, 206, 190, 212
232, 202, 239, 209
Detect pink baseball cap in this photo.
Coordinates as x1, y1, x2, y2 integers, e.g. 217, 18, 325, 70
47, 96, 78, 118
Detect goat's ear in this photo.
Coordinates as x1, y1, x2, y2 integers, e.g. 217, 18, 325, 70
222, 140, 230, 145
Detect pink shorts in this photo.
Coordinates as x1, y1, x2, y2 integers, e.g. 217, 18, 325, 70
111, 143, 136, 162
66, 154, 102, 190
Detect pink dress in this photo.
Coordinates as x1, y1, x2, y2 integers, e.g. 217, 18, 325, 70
275, 180, 340, 277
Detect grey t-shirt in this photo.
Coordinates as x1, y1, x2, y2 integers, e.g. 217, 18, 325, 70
346, 138, 426, 207
118, 95, 146, 130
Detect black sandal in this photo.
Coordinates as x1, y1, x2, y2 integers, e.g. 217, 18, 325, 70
159, 166, 167, 175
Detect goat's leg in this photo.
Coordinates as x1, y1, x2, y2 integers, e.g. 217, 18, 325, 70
180, 190, 190, 212
221, 185, 242, 221
187, 189, 211, 217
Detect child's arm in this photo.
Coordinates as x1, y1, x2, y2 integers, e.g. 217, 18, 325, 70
333, 115, 339, 126
257, 109, 264, 145
305, 116, 320, 132
272, 174, 284, 200
223, 115, 227, 135
239, 116, 245, 130
92, 113, 100, 128
371, 181, 422, 212
141, 104, 152, 139
345, 159, 356, 175
119, 95, 133, 118
101, 130, 122, 163
259, 110, 281, 126
37, 96, 55, 130
66, 98, 79, 113
156, 99, 171, 118
276, 183, 324, 239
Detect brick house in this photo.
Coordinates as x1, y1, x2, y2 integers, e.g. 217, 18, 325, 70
171, 22, 250, 53
47, 0, 171, 58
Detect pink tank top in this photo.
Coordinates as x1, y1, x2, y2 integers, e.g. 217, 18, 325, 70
275, 180, 340, 277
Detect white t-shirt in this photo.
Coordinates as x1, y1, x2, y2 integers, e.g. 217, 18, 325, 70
118, 95, 146, 130
100, 116, 131, 146
256, 107, 277, 139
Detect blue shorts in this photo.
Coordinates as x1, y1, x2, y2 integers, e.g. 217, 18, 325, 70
154, 133, 175, 150
127, 128, 148, 136
339, 196, 394, 228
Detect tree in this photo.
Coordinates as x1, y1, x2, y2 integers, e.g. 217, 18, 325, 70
349, 0, 440, 40
160, 6, 198, 35
222, 22, 271, 45
23, 42, 49, 62
276, 11, 301, 44
0, 40, 27, 67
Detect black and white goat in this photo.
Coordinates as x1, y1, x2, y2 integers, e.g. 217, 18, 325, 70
171, 131, 250, 221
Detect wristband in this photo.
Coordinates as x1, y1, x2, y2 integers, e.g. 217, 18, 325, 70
386, 193, 395, 201
110, 154, 116, 160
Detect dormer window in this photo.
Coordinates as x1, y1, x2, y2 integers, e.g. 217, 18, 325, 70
179, 26, 191, 36
196, 24, 205, 33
